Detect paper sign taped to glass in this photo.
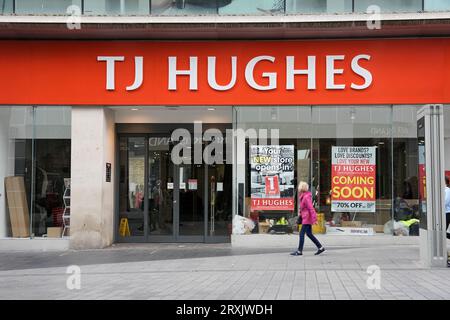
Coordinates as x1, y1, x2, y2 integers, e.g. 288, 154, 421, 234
188, 179, 197, 190
250, 145, 295, 211
331, 146, 376, 212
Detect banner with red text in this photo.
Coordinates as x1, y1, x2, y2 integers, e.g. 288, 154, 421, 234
331, 146, 376, 212
250, 145, 295, 211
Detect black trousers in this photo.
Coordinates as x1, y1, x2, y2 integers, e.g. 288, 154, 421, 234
298, 224, 322, 251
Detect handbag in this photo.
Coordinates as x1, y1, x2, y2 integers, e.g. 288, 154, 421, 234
297, 195, 303, 225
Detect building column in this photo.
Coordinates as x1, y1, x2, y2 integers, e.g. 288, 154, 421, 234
0, 108, 12, 238
418, 105, 447, 267
70, 107, 115, 249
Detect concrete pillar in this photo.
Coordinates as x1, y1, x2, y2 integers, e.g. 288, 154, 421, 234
0, 108, 11, 238
70, 107, 115, 249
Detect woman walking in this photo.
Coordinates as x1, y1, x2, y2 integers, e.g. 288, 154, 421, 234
291, 181, 325, 256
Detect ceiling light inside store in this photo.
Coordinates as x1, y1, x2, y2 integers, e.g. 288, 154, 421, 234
207, 108, 216, 111
131, 108, 139, 111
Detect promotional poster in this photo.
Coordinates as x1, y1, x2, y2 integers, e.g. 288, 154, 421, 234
250, 145, 295, 211
331, 146, 376, 212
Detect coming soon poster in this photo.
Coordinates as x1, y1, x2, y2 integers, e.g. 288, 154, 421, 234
250, 145, 295, 211
331, 146, 376, 212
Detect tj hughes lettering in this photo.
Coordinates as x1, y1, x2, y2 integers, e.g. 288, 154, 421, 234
97, 54, 372, 92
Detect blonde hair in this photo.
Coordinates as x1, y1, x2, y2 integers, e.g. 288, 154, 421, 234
298, 181, 309, 193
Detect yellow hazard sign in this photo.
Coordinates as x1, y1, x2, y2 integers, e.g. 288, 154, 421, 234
119, 218, 131, 237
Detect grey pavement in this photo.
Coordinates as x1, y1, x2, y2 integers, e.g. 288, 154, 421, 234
0, 243, 449, 300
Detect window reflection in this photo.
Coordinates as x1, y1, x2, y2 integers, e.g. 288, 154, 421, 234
15, 0, 82, 14
0, 107, 71, 238
0, 0, 13, 14
425, 0, 450, 11
234, 106, 422, 237
286, 0, 352, 14
84, 0, 150, 15
354, 0, 422, 12
2, 0, 450, 15
152, 0, 221, 16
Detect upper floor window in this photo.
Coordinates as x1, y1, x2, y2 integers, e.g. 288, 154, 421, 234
15, 0, 81, 15
2, 0, 450, 16
354, 0, 423, 13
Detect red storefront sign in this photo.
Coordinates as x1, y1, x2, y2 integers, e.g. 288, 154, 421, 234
0, 39, 450, 105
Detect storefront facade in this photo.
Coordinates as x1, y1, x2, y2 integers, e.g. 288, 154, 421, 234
0, 39, 449, 264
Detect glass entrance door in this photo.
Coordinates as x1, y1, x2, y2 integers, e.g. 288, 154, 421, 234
176, 163, 206, 241
118, 136, 146, 240
147, 136, 174, 240
118, 131, 231, 243
207, 163, 232, 241
118, 135, 175, 242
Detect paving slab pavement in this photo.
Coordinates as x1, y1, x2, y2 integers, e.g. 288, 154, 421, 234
0, 244, 449, 300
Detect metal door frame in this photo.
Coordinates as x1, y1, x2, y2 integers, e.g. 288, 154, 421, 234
115, 134, 154, 243
205, 164, 232, 243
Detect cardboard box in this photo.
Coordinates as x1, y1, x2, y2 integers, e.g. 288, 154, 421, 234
372, 225, 385, 233
47, 227, 63, 238
5, 176, 30, 238
258, 222, 270, 234
245, 197, 252, 216
341, 221, 363, 228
